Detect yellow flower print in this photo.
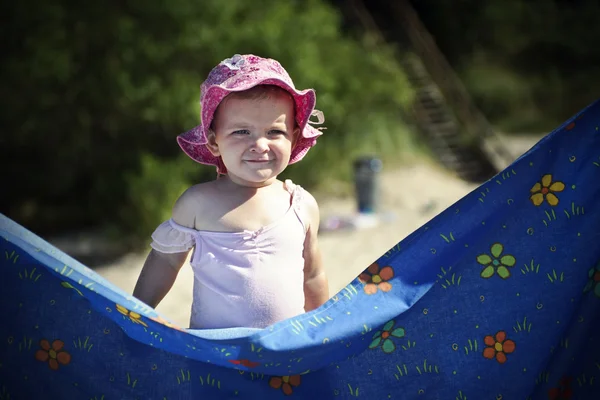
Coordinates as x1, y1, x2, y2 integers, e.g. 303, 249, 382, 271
149, 315, 184, 331
529, 174, 565, 206
116, 304, 148, 327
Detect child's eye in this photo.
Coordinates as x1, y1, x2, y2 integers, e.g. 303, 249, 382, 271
269, 130, 286, 135
232, 129, 250, 135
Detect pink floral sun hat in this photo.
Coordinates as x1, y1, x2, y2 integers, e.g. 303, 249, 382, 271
177, 54, 325, 174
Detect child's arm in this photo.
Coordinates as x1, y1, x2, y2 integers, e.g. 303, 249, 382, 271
302, 192, 329, 312
133, 193, 195, 308
133, 249, 189, 309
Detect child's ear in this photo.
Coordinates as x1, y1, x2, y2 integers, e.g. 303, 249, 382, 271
205, 129, 220, 157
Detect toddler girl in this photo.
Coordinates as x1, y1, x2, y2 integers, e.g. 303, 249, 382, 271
132, 54, 330, 329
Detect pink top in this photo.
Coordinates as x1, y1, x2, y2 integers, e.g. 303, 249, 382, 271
149, 180, 307, 329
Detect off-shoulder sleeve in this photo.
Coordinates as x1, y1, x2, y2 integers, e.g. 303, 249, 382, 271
150, 219, 196, 253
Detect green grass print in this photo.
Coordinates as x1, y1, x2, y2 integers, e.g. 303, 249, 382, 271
542, 209, 557, 226
563, 202, 585, 218
73, 336, 94, 352
494, 169, 517, 185
401, 340, 416, 350
215, 347, 232, 357
463, 339, 478, 355
5, 250, 19, 264
576, 374, 595, 387
394, 364, 409, 380
513, 317, 532, 333
199, 373, 220, 389
415, 359, 440, 375
18, 267, 41, 282
17, 336, 33, 352
347, 383, 359, 397
393, 361, 440, 379
536, 372, 550, 385
437, 266, 462, 289
174, 369, 221, 389
440, 233, 456, 243
547, 269, 565, 283
126, 372, 138, 389
478, 187, 491, 203
521, 259, 540, 275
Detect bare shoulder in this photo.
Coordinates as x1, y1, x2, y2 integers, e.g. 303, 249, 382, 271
171, 181, 216, 228
299, 187, 320, 229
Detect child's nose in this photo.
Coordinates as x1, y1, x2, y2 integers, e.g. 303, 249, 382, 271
250, 137, 269, 152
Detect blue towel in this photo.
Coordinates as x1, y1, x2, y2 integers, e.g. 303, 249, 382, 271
1, 100, 599, 399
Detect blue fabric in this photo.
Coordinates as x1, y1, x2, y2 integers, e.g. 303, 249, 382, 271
1, 100, 599, 399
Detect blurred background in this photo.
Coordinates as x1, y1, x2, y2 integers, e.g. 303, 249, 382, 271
2, 0, 598, 323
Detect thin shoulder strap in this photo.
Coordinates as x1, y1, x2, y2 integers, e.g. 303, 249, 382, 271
284, 180, 308, 233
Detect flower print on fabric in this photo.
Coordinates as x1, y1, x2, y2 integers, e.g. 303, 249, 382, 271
359, 262, 394, 294
228, 359, 260, 368
530, 174, 565, 206
548, 376, 573, 400
149, 315, 183, 331
116, 304, 148, 328
477, 243, 516, 279
269, 375, 301, 396
583, 262, 600, 298
35, 339, 71, 370
369, 320, 405, 353
483, 331, 515, 364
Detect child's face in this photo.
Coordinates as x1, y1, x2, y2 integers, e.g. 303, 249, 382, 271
207, 92, 298, 186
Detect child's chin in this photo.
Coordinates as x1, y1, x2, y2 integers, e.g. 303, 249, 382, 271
235, 169, 278, 183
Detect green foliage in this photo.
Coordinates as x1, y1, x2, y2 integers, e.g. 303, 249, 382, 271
118, 153, 199, 243
413, 0, 600, 131
1, 0, 414, 240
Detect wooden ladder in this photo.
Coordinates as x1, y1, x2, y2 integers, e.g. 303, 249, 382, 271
346, 0, 514, 183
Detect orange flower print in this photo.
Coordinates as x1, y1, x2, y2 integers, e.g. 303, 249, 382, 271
228, 359, 260, 368
269, 375, 301, 396
358, 262, 394, 295
116, 304, 148, 327
149, 315, 183, 331
548, 376, 573, 400
35, 339, 71, 370
530, 174, 565, 206
483, 331, 515, 364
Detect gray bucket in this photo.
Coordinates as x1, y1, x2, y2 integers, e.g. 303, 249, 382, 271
353, 157, 383, 214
